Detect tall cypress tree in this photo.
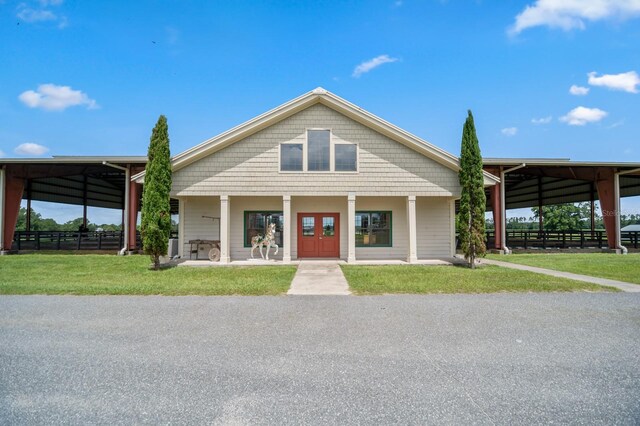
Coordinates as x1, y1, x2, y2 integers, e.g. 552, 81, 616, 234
458, 110, 486, 268
141, 115, 172, 270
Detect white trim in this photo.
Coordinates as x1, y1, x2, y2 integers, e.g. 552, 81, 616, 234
278, 128, 359, 174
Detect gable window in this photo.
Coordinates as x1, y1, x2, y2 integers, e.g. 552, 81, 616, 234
280, 144, 303, 171
355, 211, 392, 247
244, 211, 284, 247
279, 129, 358, 172
335, 144, 357, 171
307, 130, 330, 171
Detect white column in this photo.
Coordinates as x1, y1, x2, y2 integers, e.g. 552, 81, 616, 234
282, 195, 292, 263
219, 195, 231, 263
178, 198, 185, 258
347, 193, 356, 263
407, 195, 418, 263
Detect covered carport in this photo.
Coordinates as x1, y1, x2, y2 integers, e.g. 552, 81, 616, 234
0, 156, 149, 253
484, 159, 640, 253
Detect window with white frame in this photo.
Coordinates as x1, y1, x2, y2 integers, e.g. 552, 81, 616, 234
280, 129, 357, 172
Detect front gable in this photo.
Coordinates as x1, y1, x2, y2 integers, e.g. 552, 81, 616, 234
172, 103, 462, 197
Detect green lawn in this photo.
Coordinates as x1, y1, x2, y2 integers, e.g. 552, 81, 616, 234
0, 255, 297, 295
340, 264, 617, 295
486, 253, 640, 285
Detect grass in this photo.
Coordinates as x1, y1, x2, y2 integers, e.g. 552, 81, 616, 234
0, 255, 297, 295
486, 253, 640, 285
340, 264, 617, 295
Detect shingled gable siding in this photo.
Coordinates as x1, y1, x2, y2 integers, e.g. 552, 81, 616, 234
416, 196, 455, 258
171, 103, 461, 197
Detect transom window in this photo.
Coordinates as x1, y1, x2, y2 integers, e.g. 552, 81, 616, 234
355, 211, 392, 247
280, 129, 357, 172
244, 211, 283, 247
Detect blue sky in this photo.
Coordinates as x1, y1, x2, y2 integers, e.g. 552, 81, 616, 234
1, 0, 640, 223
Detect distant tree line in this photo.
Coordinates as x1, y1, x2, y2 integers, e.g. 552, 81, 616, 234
14, 207, 179, 233
485, 202, 640, 231
15, 207, 122, 232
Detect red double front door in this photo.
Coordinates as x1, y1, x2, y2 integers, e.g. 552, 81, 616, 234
297, 213, 340, 258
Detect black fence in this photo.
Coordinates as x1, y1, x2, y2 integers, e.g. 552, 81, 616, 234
12, 230, 179, 251
484, 230, 640, 250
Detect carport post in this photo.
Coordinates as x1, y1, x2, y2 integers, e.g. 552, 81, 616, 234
500, 163, 526, 254
0, 167, 5, 253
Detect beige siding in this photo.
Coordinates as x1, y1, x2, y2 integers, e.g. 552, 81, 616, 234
416, 197, 454, 258
355, 196, 407, 260
173, 103, 460, 197
181, 197, 220, 259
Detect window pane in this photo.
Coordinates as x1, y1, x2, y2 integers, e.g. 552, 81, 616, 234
322, 217, 335, 236
307, 130, 330, 171
355, 213, 369, 246
302, 216, 315, 236
245, 212, 283, 246
355, 212, 391, 247
335, 144, 357, 171
281, 144, 303, 171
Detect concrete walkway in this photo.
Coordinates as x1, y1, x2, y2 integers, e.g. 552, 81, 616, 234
481, 258, 640, 293
287, 261, 351, 295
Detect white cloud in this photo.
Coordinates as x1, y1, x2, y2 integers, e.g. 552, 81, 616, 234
0, 150, 5, 158
531, 116, 553, 124
569, 84, 590, 95
509, 0, 640, 35
501, 127, 518, 136
14, 143, 49, 156
559, 106, 608, 126
587, 71, 640, 93
17, 1, 67, 28
17, 7, 57, 23
352, 54, 399, 78
18, 84, 98, 111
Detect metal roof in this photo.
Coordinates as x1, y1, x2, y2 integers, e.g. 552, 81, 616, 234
483, 158, 640, 169
0, 156, 147, 165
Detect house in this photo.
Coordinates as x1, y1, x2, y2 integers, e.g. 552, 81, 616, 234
135, 88, 499, 263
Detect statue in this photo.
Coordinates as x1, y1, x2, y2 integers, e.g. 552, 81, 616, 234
250, 223, 279, 260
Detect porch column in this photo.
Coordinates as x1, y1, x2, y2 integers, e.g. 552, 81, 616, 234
282, 195, 291, 263
178, 198, 185, 258
347, 193, 356, 263
219, 195, 231, 263
407, 195, 418, 263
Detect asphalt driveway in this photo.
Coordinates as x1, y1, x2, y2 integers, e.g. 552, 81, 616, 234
1, 293, 639, 424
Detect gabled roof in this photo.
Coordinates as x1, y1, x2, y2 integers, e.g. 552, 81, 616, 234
133, 88, 499, 185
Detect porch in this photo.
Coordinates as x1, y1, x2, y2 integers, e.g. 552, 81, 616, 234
177, 194, 457, 264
